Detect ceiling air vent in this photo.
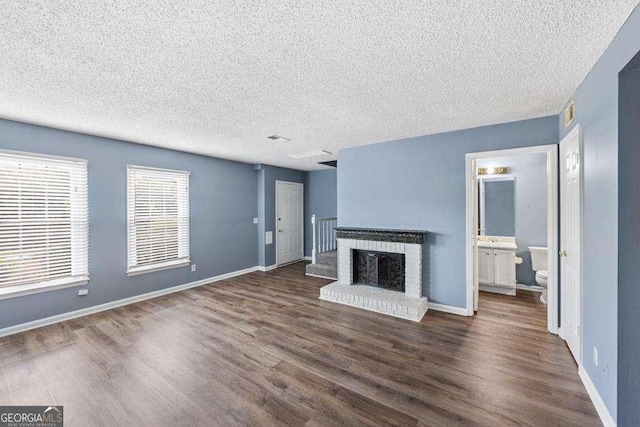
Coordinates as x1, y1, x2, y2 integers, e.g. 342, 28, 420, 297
564, 101, 575, 127
287, 150, 332, 159
267, 134, 291, 142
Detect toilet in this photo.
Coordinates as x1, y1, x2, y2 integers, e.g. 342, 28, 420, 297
529, 246, 548, 304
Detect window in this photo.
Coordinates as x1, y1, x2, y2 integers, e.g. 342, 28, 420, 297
127, 165, 190, 275
0, 150, 88, 298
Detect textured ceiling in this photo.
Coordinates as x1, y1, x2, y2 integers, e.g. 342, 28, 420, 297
1, 1, 638, 170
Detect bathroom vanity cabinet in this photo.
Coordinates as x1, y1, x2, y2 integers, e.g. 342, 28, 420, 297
477, 239, 517, 295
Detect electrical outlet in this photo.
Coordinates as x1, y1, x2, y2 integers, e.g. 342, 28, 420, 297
191, 264, 196, 272
78, 289, 89, 296
593, 347, 599, 367
253, 217, 259, 224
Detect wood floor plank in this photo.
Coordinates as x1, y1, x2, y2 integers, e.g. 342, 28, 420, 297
0, 263, 600, 426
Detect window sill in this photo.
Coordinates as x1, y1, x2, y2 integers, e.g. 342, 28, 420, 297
0, 277, 89, 301
126, 259, 190, 276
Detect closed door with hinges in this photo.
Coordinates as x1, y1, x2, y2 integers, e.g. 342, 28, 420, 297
560, 128, 582, 364
276, 181, 303, 266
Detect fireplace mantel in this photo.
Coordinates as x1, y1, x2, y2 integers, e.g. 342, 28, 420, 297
334, 227, 427, 244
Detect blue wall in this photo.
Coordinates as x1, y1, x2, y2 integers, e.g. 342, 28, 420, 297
0, 118, 259, 330
557, 5, 640, 421
479, 154, 547, 285
338, 116, 558, 308
304, 169, 337, 257
618, 53, 640, 426
256, 164, 305, 267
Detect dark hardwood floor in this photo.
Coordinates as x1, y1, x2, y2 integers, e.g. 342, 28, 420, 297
0, 262, 599, 426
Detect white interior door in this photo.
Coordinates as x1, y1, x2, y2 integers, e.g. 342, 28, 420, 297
276, 181, 303, 266
560, 128, 582, 363
472, 159, 480, 311
478, 179, 486, 236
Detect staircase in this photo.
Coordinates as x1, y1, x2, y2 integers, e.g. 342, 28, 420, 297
306, 249, 337, 279
305, 215, 337, 280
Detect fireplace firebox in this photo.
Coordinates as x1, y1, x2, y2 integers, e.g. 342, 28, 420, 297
353, 250, 405, 292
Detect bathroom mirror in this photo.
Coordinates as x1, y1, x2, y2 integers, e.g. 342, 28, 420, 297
479, 177, 515, 237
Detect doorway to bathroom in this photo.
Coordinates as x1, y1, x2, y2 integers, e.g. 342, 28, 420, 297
465, 145, 559, 334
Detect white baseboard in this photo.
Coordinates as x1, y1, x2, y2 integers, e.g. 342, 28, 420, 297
479, 284, 516, 296
305, 273, 337, 280
578, 365, 616, 427
258, 264, 277, 272
516, 283, 543, 292
428, 302, 469, 316
0, 265, 259, 339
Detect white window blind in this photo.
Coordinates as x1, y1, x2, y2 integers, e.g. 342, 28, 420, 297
127, 165, 190, 275
0, 150, 89, 291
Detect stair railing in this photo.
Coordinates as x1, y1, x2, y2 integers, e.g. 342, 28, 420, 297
311, 215, 338, 264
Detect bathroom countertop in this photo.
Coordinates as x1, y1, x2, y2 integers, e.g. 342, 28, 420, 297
477, 240, 518, 250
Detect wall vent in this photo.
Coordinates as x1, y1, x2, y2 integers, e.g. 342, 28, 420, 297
565, 100, 575, 127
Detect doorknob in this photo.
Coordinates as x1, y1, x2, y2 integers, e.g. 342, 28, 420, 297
559, 250, 568, 257
278, 229, 284, 233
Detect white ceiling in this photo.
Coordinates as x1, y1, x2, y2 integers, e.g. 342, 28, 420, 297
1, 1, 638, 171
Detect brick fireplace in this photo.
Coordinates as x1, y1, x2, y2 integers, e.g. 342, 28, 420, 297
319, 228, 428, 322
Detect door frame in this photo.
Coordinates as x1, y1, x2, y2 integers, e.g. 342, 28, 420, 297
557, 125, 583, 362
275, 180, 304, 267
465, 144, 559, 334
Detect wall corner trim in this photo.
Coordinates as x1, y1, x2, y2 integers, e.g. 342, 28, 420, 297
428, 302, 470, 316
578, 365, 616, 427
258, 264, 278, 272
0, 265, 260, 339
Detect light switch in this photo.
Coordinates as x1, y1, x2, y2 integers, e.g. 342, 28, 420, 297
253, 217, 259, 224
265, 231, 273, 245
